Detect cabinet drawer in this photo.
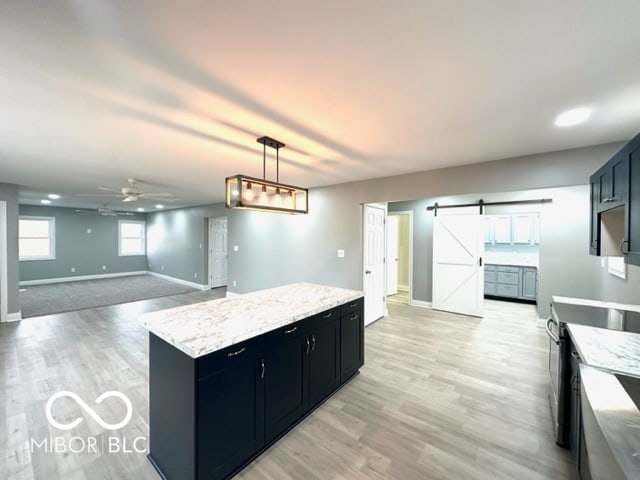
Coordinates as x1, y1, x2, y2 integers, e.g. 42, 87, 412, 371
497, 272, 519, 285
497, 283, 519, 297
484, 264, 497, 272
497, 266, 520, 274
484, 270, 496, 282
341, 297, 363, 316
197, 336, 263, 380
484, 281, 496, 295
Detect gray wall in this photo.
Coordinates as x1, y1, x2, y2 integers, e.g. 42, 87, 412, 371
19, 205, 147, 282
0, 183, 20, 314
146, 204, 229, 285
389, 185, 598, 318
225, 142, 621, 297
592, 259, 640, 305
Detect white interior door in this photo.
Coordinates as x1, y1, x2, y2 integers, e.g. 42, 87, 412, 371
208, 217, 228, 288
386, 215, 399, 296
364, 204, 386, 325
0, 201, 7, 323
432, 210, 484, 317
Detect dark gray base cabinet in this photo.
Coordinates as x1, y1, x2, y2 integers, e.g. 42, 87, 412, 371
148, 297, 364, 480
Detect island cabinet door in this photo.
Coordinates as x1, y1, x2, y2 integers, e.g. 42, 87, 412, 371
196, 339, 265, 480
308, 308, 340, 408
264, 323, 310, 442
340, 307, 364, 383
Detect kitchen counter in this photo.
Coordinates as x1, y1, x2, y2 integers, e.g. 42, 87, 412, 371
567, 323, 640, 479
567, 323, 640, 377
139, 282, 363, 358
554, 295, 640, 314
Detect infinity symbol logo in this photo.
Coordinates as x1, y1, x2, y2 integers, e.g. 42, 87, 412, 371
45, 391, 133, 431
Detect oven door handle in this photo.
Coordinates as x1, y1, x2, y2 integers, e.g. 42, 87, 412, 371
545, 317, 560, 346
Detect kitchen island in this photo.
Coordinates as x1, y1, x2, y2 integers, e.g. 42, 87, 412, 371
139, 283, 364, 480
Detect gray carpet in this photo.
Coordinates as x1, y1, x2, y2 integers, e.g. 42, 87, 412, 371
20, 274, 200, 318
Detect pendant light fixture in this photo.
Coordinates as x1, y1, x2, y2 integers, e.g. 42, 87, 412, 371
225, 136, 309, 214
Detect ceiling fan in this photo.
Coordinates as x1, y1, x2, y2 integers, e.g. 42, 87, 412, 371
77, 178, 177, 202
75, 205, 134, 216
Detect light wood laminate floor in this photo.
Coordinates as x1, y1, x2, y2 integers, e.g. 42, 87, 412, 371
1, 294, 574, 480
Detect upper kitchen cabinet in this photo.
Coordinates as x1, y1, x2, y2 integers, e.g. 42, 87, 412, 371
493, 216, 512, 244
484, 214, 539, 245
594, 151, 628, 212
590, 131, 640, 266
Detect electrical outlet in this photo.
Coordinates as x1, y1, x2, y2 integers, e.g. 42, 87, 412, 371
161, 265, 164, 271
233, 280, 237, 287
199, 243, 202, 249
71, 267, 76, 273
102, 265, 106, 270
337, 249, 345, 258
233, 245, 239, 252
86, 228, 91, 234
194, 273, 198, 279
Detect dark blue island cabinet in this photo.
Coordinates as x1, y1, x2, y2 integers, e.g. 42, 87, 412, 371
146, 296, 364, 480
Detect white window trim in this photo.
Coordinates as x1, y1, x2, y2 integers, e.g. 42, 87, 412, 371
19, 216, 56, 261
118, 220, 146, 256
607, 256, 626, 280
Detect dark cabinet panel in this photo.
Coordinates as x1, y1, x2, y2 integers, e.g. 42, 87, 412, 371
197, 345, 264, 480
264, 325, 309, 442
627, 145, 640, 266
308, 314, 340, 407
596, 152, 627, 212
589, 178, 600, 255
341, 310, 364, 382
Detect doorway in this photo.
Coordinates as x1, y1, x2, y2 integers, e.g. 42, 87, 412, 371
208, 217, 228, 289
387, 211, 413, 306
0, 201, 7, 322
363, 203, 386, 326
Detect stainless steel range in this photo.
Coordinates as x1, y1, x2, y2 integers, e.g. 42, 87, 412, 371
546, 296, 640, 447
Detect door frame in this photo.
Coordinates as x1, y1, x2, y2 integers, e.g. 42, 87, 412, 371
387, 211, 414, 306
363, 202, 388, 323
208, 216, 228, 289
0, 201, 8, 323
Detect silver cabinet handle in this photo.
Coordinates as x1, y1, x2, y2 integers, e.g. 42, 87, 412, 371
349, 302, 358, 308
322, 312, 332, 319
545, 318, 560, 346
284, 326, 297, 334
227, 347, 246, 357
311, 335, 316, 351
349, 314, 358, 321
260, 359, 265, 379
305, 337, 310, 355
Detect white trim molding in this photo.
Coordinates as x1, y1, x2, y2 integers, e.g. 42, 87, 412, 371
7, 311, 22, 322
410, 299, 433, 309
0, 201, 7, 322
225, 291, 241, 298
147, 271, 209, 291
20, 271, 148, 286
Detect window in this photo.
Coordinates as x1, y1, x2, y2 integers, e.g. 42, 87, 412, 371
19, 216, 55, 260
119, 220, 146, 256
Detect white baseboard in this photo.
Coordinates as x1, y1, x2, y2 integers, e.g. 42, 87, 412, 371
6, 311, 22, 322
397, 285, 409, 292
225, 291, 241, 298
147, 271, 209, 291
410, 299, 432, 309
20, 271, 148, 286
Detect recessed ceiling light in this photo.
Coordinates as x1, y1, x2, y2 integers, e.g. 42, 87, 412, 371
554, 107, 592, 127
48, 193, 60, 199
155, 204, 164, 209
40, 199, 51, 204
137, 207, 145, 212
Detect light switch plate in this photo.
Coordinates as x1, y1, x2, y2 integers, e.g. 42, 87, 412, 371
337, 249, 345, 258
233, 245, 239, 252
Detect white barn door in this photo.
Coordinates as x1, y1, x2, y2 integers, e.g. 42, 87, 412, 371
432, 209, 484, 317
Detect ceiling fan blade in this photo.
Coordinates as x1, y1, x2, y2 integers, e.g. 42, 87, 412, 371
77, 193, 123, 198
138, 192, 174, 198
122, 196, 137, 202
98, 186, 120, 193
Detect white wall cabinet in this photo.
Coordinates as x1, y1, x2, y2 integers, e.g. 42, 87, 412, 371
484, 214, 539, 245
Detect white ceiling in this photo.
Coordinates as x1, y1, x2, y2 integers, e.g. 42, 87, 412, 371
2, 1, 640, 211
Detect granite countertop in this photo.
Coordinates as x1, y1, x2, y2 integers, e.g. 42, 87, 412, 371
579, 363, 640, 480
138, 282, 363, 358
567, 323, 640, 377
554, 295, 640, 314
